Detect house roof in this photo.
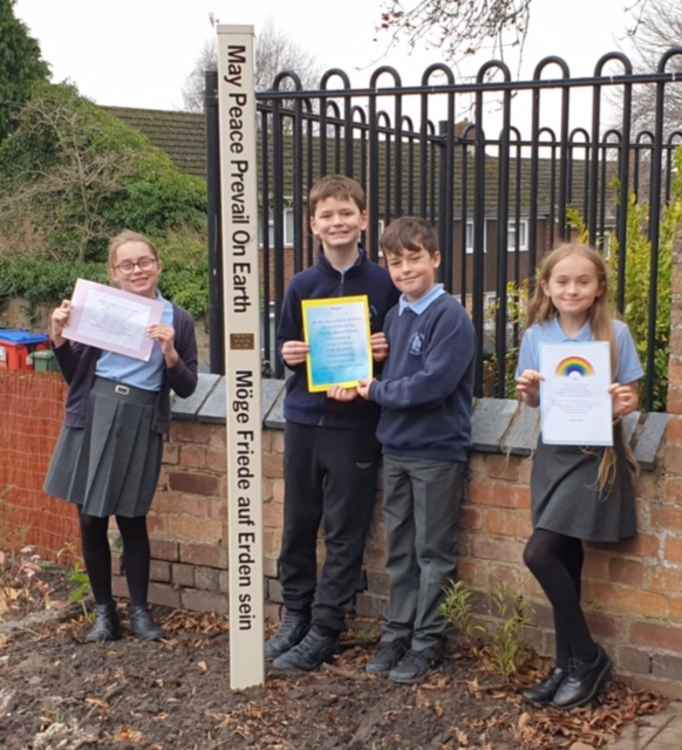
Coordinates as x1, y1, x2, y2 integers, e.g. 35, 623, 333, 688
101, 104, 623, 220
101, 106, 206, 178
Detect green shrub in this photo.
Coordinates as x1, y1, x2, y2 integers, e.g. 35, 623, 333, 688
0, 82, 207, 262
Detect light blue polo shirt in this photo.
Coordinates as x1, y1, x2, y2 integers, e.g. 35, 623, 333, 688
95, 295, 174, 392
398, 283, 446, 316
516, 317, 644, 385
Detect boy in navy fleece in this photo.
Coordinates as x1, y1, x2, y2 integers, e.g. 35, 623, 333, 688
357, 216, 475, 684
267, 175, 399, 671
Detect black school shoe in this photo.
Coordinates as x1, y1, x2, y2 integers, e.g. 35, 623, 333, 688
272, 627, 339, 671
388, 643, 443, 684
84, 602, 121, 642
127, 604, 162, 640
522, 667, 566, 705
264, 609, 310, 660
366, 638, 410, 674
551, 645, 611, 709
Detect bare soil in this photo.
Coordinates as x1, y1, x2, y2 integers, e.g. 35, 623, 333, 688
0, 550, 668, 750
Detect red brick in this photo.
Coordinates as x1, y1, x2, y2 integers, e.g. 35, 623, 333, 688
149, 538, 179, 562
585, 611, 622, 640
195, 565, 220, 591
667, 386, 682, 416
163, 443, 179, 465
150, 560, 171, 583
263, 498, 283, 528
583, 551, 611, 580
273, 479, 285, 504
181, 587, 228, 614
609, 558, 644, 587
484, 509, 532, 538
617, 646, 651, 676
484, 454, 520, 482
262, 478, 274, 502
652, 654, 682, 681
272, 431, 285, 453
585, 582, 668, 618
180, 445, 205, 468
262, 450, 284, 479
666, 417, 682, 446
209, 428, 226, 450
165, 514, 223, 544
458, 506, 482, 531
668, 597, 682, 621
205, 447, 227, 473
457, 558, 487, 588
170, 422, 211, 444
605, 533, 660, 559
168, 471, 219, 497
148, 582, 181, 608
649, 567, 682, 595
631, 621, 682, 651
665, 444, 682, 474
517, 459, 533, 484
172, 562, 195, 587
112, 574, 128, 598
469, 480, 530, 509
179, 542, 228, 569
261, 430, 273, 452
470, 535, 524, 564
663, 479, 682, 504
665, 537, 682, 564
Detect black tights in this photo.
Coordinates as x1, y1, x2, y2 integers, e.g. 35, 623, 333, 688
79, 510, 150, 606
523, 528, 596, 666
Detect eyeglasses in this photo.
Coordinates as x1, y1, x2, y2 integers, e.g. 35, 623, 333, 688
114, 257, 157, 274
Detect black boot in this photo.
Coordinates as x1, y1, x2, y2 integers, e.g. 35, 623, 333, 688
271, 626, 338, 671
85, 602, 121, 642
127, 604, 162, 641
522, 667, 566, 705
551, 645, 611, 709
264, 609, 310, 660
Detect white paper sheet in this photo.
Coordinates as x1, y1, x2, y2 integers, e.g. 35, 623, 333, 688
539, 341, 613, 446
62, 279, 164, 361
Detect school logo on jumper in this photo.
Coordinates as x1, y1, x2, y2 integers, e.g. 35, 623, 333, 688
409, 332, 425, 356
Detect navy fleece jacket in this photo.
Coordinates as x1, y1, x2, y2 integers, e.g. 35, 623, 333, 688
277, 249, 399, 430
370, 293, 475, 462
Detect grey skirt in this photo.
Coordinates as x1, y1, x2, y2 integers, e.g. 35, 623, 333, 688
530, 424, 636, 543
44, 378, 163, 518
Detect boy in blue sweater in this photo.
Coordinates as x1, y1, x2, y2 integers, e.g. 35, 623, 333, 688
268, 175, 399, 671
357, 216, 475, 684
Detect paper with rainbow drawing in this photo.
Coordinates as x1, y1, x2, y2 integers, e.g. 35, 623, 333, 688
539, 341, 613, 446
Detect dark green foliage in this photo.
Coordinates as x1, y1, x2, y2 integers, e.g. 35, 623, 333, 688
0, 0, 50, 141
0, 83, 207, 261
0, 229, 209, 319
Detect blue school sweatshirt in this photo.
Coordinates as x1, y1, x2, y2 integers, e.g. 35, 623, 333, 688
277, 249, 399, 430
369, 293, 475, 462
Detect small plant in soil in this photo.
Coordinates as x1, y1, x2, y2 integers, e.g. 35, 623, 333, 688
67, 561, 92, 620
440, 579, 486, 642
487, 584, 533, 677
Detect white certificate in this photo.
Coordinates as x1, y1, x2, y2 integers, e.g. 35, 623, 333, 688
539, 341, 613, 446
63, 279, 164, 361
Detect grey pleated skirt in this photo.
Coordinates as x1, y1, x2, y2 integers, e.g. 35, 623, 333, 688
530, 424, 636, 543
44, 378, 163, 518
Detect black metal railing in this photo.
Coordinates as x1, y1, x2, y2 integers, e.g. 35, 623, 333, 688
207, 49, 682, 410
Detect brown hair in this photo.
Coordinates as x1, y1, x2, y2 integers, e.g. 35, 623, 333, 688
308, 175, 366, 216
527, 242, 637, 489
108, 230, 159, 271
380, 216, 440, 258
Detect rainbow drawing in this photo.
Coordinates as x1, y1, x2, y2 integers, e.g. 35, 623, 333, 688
555, 356, 595, 377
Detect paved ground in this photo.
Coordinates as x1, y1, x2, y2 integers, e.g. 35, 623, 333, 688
609, 702, 682, 749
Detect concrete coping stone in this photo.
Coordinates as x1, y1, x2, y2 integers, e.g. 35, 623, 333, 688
171, 376, 666, 470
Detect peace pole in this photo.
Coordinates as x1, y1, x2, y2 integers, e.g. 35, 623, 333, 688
216, 24, 264, 689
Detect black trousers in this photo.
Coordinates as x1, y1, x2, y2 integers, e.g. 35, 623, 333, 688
278, 421, 380, 633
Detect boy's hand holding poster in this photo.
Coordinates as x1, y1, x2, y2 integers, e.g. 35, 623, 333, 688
539, 341, 613, 446
302, 295, 372, 393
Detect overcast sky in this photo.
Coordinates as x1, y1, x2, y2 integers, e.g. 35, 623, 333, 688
14, 0, 642, 112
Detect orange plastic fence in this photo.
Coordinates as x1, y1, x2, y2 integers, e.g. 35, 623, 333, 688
0, 371, 79, 558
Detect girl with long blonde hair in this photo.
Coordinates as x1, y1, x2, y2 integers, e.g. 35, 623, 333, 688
516, 242, 642, 710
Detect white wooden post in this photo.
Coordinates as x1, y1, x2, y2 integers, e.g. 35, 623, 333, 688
216, 24, 264, 689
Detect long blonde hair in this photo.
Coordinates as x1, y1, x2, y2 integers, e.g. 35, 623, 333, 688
528, 242, 638, 490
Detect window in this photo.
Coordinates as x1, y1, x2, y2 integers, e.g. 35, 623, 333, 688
258, 208, 295, 247
507, 220, 528, 252
464, 221, 486, 255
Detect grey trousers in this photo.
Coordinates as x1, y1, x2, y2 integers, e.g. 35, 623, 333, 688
381, 454, 464, 650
